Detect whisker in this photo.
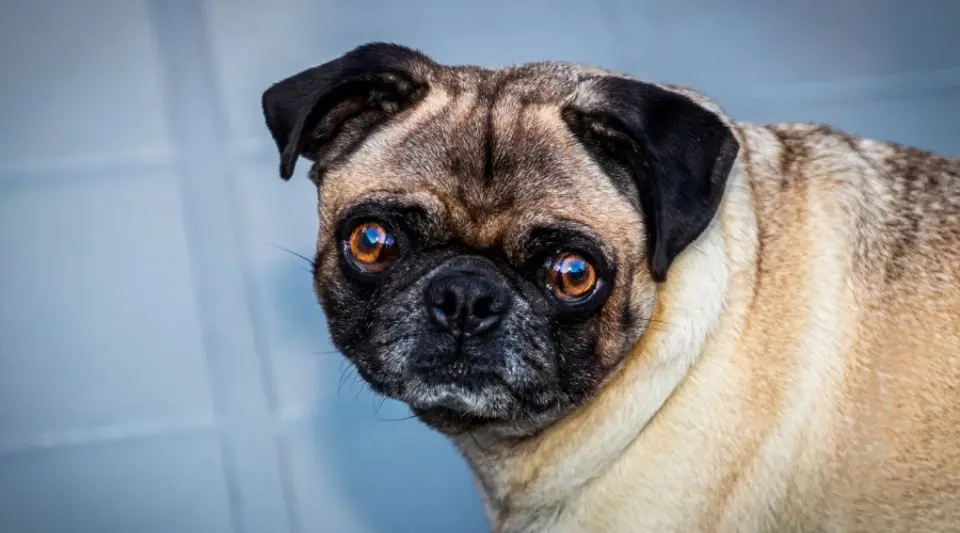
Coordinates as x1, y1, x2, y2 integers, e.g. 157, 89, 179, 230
373, 396, 387, 415
639, 316, 672, 327
468, 431, 492, 454
269, 244, 316, 267
337, 361, 359, 398
373, 412, 418, 423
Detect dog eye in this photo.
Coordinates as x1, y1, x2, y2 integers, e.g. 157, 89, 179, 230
545, 253, 598, 303
345, 221, 399, 273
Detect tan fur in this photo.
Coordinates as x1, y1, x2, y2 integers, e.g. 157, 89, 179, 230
296, 58, 960, 532
451, 123, 960, 532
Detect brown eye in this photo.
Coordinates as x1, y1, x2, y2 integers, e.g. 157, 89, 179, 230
545, 253, 598, 303
346, 222, 398, 273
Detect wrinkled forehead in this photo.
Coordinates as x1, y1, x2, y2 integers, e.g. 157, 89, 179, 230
319, 79, 643, 252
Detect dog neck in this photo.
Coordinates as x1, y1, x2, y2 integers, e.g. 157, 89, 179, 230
453, 160, 757, 532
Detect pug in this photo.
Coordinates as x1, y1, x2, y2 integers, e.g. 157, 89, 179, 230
260, 42, 960, 532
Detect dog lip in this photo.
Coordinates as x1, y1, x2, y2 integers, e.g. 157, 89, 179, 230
411, 359, 497, 378
397, 370, 518, 416
355, 359, 560, 422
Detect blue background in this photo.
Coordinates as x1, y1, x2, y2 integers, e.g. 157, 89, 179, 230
1, 1, 958, 532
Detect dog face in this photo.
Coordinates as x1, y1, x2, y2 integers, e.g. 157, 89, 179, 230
262, 43, 739, 436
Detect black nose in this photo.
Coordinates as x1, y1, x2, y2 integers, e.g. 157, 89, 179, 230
425, 272, 510, 336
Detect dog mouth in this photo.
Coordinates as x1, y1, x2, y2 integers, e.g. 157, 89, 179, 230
351, 350, 562, 428
358, 360, 521, 418
407, 366, 521, 413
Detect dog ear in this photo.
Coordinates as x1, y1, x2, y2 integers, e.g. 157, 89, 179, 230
261, 42, 434, 180
563, 77, 739, 282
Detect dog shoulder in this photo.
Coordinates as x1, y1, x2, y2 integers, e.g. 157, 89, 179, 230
728, 120, 960, 531
734, 121, 960, 280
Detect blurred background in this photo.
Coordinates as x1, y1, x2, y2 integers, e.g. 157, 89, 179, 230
0, 1, 958, 532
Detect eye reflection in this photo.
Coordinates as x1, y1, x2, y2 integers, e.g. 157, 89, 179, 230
545, 252, 597, 303
346, 222, 398, 273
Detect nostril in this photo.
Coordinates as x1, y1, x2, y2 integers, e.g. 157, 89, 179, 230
472, 295, 496, 319
439, 289, 458, 317
428, 286, 462, 329
465, 292, 509, 337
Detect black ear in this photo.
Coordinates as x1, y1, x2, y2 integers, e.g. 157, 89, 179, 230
261, 42, 434, 180
563, 77, 739, 282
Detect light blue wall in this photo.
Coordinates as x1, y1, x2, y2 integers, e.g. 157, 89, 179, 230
0, 1, 958, 532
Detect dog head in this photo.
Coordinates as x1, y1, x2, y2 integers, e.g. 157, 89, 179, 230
262, 43, 739, 436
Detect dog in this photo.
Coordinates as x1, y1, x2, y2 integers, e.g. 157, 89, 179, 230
260, 43, 960, 532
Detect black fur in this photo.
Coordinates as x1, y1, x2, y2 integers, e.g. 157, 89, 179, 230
563, 78, 740, 282
261, 42, 433, 179
320, 200, 615, 433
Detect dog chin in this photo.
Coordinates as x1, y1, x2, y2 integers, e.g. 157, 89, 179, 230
398, 375, 517, 417
393, 373, 572, 437
357, 364, 554, 434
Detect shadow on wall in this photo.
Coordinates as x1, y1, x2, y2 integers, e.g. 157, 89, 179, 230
266, 256, 489, 533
